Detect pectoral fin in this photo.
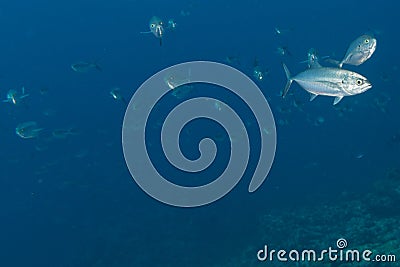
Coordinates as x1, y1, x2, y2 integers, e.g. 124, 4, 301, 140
333, 96, 344, 105
309, 93, 318, 102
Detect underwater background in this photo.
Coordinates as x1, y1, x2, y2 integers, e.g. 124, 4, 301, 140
0, 0, 399, 266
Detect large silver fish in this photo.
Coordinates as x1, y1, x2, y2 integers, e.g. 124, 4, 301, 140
330, 34, 377, 68
281, 63, 372, 105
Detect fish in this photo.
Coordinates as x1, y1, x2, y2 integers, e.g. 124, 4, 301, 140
141, 16, 164, 46
253, 58, 269, 81
180, 10, 191, 17
328, 34, 377, 68
167, 19, 177, 30
281, 63, 372, 105
15, 121, 43, 139
306, 48, 322, 68
389, 132, 400, 145
276, 46, 292, 56
110, 87, 128, 105
52, 128, 79, 139
71, 61, 102, 72
170, 85, 194, 99
164, 70, 191, 90
274, 27, 292, 36
225, 56, 241, 66
355, 153, 365, 159
300, 48, 330, 68
3, 87, 29, 105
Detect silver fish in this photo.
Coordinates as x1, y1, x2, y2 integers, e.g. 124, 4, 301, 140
274, 27, 292, 36
16, 121, 43, 139
167, 19, 177, 30
300, 48, 330, 68
276, 46, 292, 56
141, 16, 164, 46
305, 48, 322, 68
3, 87, 29, 105
110, 87, 127, 104
71, 62, 102, 72
253, 58, 269, 81
281, 63, 372, 105
52, 128, 79, 139
332, 35, 377, 68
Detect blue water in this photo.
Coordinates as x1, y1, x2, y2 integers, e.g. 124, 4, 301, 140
1, 0, 399, 266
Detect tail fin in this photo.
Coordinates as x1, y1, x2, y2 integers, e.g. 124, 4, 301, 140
281, 63, 293, 98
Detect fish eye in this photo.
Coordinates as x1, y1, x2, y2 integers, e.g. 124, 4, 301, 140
364, 39, 369, 43
356, 79, 363, 85
150, 23, 156, 28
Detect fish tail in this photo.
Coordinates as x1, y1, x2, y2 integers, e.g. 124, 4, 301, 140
282, 63, 293, 98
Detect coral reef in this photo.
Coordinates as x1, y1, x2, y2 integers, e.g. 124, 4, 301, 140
216, 167, 400, 266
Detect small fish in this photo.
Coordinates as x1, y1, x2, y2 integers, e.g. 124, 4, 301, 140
52, 128, 79, 139
281, 63, 372, 105
214, 100, 222, 111
71, 61, 102, 72
306, 48, 321, 68
274, 27, 292, 36
167, 19, 177, 30
164, 70, 191, 90
3, 87, 29, 105
110, 87, 128, 105
252, 58, 269, 81
328, 34, 377, 68
16, 121, 43, 139
300, 48, 329, 68
170, 85, 193, 99
276, 46, 292, 56
389, 132, 400, 145
39, 87, 49, 95
141, 16, 164, 46
313, 116, 325, 126
355, 153, 365, 159
180, 10, 191, 17
225, 56, 241, 66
